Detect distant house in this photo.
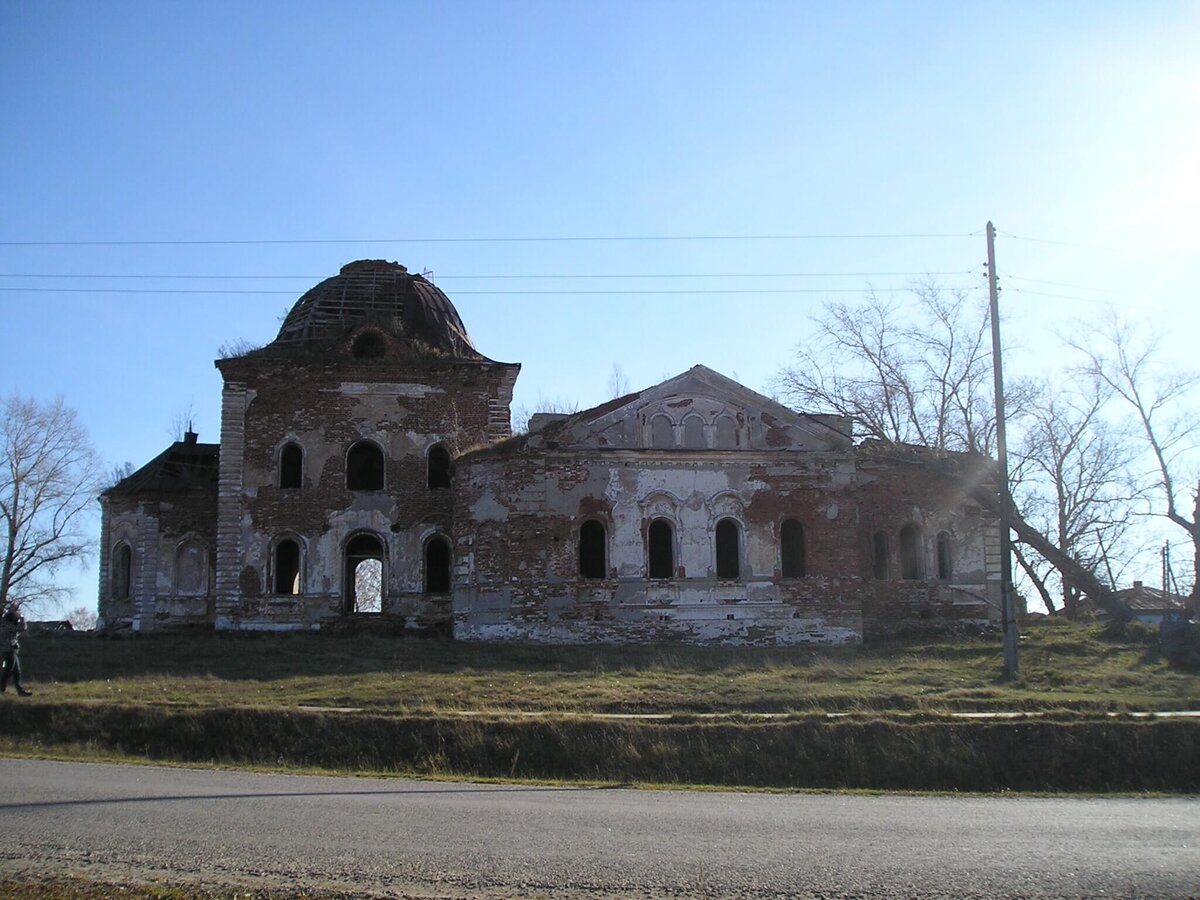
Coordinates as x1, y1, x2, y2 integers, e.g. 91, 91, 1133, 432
1110, 581, 1190, 625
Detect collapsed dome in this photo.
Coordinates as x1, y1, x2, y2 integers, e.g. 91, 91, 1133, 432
275, 260, 480, 357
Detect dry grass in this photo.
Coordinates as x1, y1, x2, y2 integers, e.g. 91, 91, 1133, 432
15, 618, 1199, 716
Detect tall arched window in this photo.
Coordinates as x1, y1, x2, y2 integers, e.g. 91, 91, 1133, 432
715, 518, 741, 579
274, 539, 301, 595
715, 416, 738, 450
424, 536, 451, 594
174, 540, 207, 595
650, 415, 674, 448
578, 520, 606, 580
427, 444, 451, 489
872, 531, 889, 580
111, 542, 132, 600
781, 519, 806, 578
936, 531, 953, 580
647, 518, 675, 579
899, 524, 924, 580
683, 416, 706, 449
279, 443, 303, 489
345, 533, 384, 613
346, 441, 385, 491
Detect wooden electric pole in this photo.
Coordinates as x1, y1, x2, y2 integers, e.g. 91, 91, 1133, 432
987, 221, 1019, 677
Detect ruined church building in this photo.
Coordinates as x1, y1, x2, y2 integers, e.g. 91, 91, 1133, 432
99, 260, 1002, 643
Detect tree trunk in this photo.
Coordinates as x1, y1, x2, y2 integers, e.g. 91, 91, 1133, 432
1191, 482, 1200, 614
972, 488, 1133, 622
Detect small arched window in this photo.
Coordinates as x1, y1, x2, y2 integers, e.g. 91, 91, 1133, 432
579, 520, 606, 580
899, 524, 924, 580
872, 531, 889, 580
781, 519, 806, 578
346, 440, 385, 491
715, 416, 738, 450
715, 518, 741, 579
651, 414, 674, 448
274, 539, 301, 595
279, 443, 303, 489
111, 542, 132, 600
174, 540, 206, 595
936, 531, 953, 580
683, 416, 706, 449
647, 518, 675, 579
352, 330, 387, 359
424, 536, 451, 594
427, 444, 451, 489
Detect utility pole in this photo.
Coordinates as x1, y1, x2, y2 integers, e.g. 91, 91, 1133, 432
987, 221, 1019, 677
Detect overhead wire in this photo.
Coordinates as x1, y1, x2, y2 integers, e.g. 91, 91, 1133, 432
0, 285, 986, 296
0, 270, 973, 280
0, 231, 979, 247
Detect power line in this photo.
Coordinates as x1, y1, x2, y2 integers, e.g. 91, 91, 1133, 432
0, 285, 986, 297
0, 270, 974, 280
0, 231, 978, 247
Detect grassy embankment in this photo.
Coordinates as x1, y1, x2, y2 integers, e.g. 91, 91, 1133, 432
1, 618, 1197, 791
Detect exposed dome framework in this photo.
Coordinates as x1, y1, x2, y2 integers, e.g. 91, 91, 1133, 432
275, 260, 480, 358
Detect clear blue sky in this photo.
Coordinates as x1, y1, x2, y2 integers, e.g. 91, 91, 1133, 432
2, 1, 1197, 612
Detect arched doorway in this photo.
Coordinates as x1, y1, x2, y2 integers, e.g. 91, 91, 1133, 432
345, 533, 384, 613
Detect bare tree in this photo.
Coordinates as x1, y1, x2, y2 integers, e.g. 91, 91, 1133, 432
1070, 317, 1200, 603
772, 286, 1131, 619
0, 395, 102, 614
607, 363, 630, 400
772, 283, 1023, 454
67, 605, 98, 631
167, 400, 197, 441
108, 461, 135, 488
1010, 379, 1142, 615
511, 395, 581, 435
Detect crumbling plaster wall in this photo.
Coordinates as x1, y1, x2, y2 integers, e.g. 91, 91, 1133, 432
856, 452, 1002, 636
215, 355, 517, 630
97, 489, 217, 632
453, 448, 866, 646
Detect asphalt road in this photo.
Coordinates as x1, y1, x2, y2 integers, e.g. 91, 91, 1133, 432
1, 759, 1197, 898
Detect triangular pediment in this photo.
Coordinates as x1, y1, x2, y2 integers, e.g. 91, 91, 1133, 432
527, 365, 852, 453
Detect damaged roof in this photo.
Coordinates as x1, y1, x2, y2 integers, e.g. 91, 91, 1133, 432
103, 435, 219, 497
272, 259, 483, 358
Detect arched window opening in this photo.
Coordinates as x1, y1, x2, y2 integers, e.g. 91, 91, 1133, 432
578, 520, 606, 580
781, 519, 807, 578
427, 444, 451, 489
936, 531, 953, 580
683, 416, 706, 449
872, 531, 889, 580
174, 540, 206, 595
352, 331, 387, 359
715, 416, 738, 450
274, 539, 301, 595
650, 414, 674, 448
424, 536, 451, 594
647, 518, 675, 579
899, 524, 924, 580
346, 441, 385, 491
715, 518, 741, 579
279, 443, 303, 489
111, 543, 132, 600
345, 533, 384, 613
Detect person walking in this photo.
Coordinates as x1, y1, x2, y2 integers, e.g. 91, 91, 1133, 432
0, 606, 32, 696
